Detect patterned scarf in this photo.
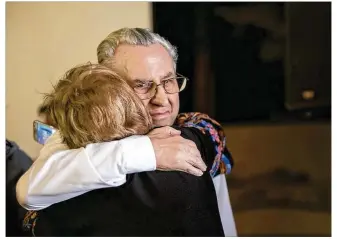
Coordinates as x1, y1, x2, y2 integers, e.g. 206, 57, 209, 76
175, 112, 233, 177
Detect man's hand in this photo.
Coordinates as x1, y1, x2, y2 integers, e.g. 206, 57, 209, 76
148, 127, 207, 176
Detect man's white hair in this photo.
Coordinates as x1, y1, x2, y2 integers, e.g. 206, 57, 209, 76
97, 28, 178, 70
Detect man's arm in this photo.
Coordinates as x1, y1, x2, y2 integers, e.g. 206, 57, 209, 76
175, 114, 236, 236
16, 127, 206, 210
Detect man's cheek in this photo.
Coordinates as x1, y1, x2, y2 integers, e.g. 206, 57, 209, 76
142, 99, 151, 108
170, 95, 180, 114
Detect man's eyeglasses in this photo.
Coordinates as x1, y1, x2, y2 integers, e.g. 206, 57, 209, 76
132, 73, 189, 100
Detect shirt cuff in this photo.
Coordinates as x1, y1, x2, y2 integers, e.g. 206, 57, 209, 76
120, 135, 156, 174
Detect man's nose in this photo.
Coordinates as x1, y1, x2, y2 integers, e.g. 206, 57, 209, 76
150, 85, 169, 106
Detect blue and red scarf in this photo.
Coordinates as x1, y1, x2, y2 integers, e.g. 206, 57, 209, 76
176, 112, 233, 177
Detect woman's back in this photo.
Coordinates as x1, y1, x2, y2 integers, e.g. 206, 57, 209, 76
27, 127, 224, 236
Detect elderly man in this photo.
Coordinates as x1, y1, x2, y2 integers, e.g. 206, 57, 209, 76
17, 28, 237, 236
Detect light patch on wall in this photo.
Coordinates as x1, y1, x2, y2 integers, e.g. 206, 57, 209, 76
6, 2, 152, 157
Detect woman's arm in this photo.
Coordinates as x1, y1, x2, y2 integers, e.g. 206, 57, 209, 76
16, 127, 205, 211
16, 131, 156, 210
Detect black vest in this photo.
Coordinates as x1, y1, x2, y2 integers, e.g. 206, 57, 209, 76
31, 127, 224, 236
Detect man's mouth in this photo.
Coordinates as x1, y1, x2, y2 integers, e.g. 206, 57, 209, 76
150, 111, 171, 120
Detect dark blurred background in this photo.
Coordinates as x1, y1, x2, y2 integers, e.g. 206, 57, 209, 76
153, 2, 331, 236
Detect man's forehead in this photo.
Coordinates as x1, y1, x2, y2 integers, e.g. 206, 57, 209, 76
113, 44, 175, 81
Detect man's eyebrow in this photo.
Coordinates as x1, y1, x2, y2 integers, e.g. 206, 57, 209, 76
160, 72, 175, 80
132, 72, 175, 82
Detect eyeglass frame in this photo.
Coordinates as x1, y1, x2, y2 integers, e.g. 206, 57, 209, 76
132, 73, 189, 100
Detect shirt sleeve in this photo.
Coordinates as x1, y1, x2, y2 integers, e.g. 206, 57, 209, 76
16, 131, 156, 211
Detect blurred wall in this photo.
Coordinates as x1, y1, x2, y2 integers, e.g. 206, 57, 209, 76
6, 2, 152, 157
224, 122, 331, 236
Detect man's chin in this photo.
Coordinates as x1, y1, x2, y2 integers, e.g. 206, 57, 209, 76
152, 118, 174, 127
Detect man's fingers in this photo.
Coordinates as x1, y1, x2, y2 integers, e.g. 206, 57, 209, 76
180, 139, 207, 172
167, 127, 181, 136
186, 154, 207, 172
188, 144, 202, 158
184, 142, 205, 169
148, 126, 181, 138
183, 164, 204, 177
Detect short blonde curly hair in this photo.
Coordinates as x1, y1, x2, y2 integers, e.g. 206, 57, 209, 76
43, 63, 152, 149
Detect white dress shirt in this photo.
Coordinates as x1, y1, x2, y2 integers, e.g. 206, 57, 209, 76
16, 130, 237, 236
